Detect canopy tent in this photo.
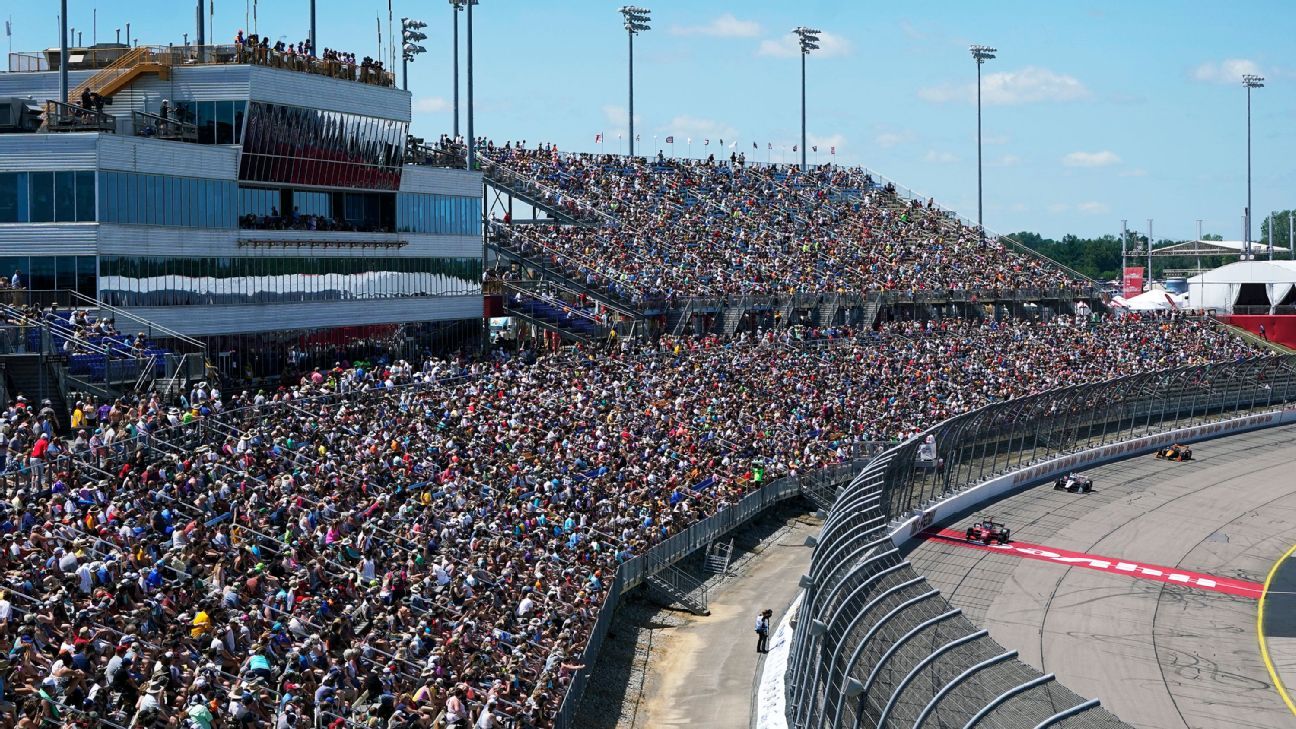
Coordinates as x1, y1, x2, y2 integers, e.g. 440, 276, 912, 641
1186, 260, 1296, 313
1111, 289, 1189, 311
1151, 239, 1290, 257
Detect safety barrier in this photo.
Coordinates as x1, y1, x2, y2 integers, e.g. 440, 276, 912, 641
784, 354, 1296, 729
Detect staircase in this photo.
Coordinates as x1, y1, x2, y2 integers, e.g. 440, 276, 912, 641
860, 296, 883, 330
721, 305, 747, 336
71, 46, 172, 102
3, 355, 69, 431
645, 563, 709, 615
502, 284, 609, 345
704, 540, 734, 577
816, 294, 841, 328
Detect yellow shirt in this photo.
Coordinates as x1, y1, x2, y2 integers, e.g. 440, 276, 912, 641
191, 610, 211, 638
70, 409, 84, 429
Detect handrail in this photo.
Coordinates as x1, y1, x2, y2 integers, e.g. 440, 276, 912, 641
131, 109, 198, 142
72, 45, 150, 100
42, 99, 115, 133
65, 289, 206, 350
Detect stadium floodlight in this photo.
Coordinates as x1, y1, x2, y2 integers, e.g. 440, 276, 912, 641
970, 45, 996, 241
793, 27, 821, 169
450, 1, 479, 140
400, 18, 428, 92
620, 6, 652, 157
1243, 73, 1264, 258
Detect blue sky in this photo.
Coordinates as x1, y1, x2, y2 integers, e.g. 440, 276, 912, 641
7, 0, 1294, 240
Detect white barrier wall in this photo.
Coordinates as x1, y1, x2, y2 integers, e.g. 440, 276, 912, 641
891, 402, 1296, 547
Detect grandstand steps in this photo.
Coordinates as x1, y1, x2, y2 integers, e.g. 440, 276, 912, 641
1218, 321, 1296, 355
2, 354, 69, 431
721, 306, 747, 336
816, 295, 842, 328
482, 169, 596, 227
487, 237, 643, 315
645, 563, 710, 616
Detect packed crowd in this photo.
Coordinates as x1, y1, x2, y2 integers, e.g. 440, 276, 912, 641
0, 312, 1258, 728
232, 31, 393, 87
481, 142, 1086, 305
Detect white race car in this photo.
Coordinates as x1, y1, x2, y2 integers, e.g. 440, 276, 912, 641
1053, 472, 1093, 493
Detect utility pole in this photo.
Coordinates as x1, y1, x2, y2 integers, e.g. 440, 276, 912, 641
619, 7, 651, 158
793, 27, 821, 169
971, 45, 997, 241
1147, 219, 1153, 288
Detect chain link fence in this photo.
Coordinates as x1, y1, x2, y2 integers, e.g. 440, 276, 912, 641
785, 354, 1296, 729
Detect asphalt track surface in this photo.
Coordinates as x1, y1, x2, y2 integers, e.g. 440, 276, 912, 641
904, 423, 1296, 729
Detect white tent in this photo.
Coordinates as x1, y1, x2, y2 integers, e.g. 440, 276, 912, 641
1113, 289, 1189, 311
1186, 260, 1296, 312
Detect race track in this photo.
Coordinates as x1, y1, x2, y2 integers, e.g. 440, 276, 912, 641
904, 423, 1296, 729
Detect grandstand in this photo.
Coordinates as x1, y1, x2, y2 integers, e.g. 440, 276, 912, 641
0, 6, 1290, 729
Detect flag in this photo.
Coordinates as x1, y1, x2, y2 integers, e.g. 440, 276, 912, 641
595, 133, 602, 143
767, 142, 772, 150
752, 142, 757, 149
812, 145, 818, 152
830, 146, 836, 155
635, 134, 640, 142
704, 139, 710, 146
729, 141, 736, 149
793, 144, 798, 152
3, 20, 10, 38
687, 137, 692, 144
666, 135, 674, 144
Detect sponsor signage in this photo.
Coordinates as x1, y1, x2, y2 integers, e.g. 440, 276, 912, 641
1122, 266, 1145, 298
929, 529, 1263, 598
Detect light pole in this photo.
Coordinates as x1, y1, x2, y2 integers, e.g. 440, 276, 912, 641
793, 26, 820, 169
1243, 73, 1263, 260
620, 6, 651, 158
971, 44, 996, 240
450, 1, 477, 140
401, 18, 427, 92
466, 0, 477, 170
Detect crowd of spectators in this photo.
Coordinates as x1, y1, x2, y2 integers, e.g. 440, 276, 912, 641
480, 142, 1087, 306
0, 312, 1258, 728
232, 32, 393, 87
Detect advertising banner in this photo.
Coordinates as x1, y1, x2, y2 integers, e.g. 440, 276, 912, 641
1122, 266, 1145, 298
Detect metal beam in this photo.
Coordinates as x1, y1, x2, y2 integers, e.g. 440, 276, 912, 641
860, 610, 966, 699
1032, 699, 1102, 729
962, 674, 1055, 729
911, 651, 1019, 729
876, 630, 991, 728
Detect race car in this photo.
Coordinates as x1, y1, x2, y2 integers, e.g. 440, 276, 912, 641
1053, 472, 1093, 493
1154, 443, 1193, 461
966, 518, 1011, 545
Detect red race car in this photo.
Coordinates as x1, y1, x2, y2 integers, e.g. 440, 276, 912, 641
966, 518, 1012, 545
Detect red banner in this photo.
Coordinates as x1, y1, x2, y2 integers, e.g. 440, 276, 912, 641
1122, 266, 1145, 298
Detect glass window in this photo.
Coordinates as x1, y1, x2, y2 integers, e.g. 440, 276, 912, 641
29, 172, 54, 222
56, 256, 77, 290
216, 100, 235, 145
234, 101, 246, 144
75, 171, 96, 222
77, 256, 96, 299
29, 256, 56, 291
54, 171, 76, 222
197, 101, 216, 145
0, 173, 21, 222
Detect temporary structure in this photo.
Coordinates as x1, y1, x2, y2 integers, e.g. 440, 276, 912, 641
1186, 260, 1296, 313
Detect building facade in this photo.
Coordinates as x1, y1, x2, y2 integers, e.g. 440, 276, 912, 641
0, 54, 482, 377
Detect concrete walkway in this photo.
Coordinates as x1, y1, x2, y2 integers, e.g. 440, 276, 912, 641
630, 512, 821, 729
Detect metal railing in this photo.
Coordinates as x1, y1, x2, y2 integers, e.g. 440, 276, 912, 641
784, 353, 1296, 729
42, 99, 115, 133
131, 110, 198, 141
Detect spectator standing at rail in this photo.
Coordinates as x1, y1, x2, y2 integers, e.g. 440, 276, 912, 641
755, 609, 772, 653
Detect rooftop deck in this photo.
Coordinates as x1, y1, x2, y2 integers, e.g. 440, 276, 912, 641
7, 43, 395, 88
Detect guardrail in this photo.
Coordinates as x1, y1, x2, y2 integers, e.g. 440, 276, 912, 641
783, 353, 1296, 729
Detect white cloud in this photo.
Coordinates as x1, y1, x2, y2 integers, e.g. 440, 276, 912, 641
1062, 150, 1121, 168
1077, 201, 1110, 214
757, 32, 852, 59
414, 97, 451, 113
1047, 203, 1069, 214
989, 154, 1021, 167
924, 150, 959, 164
657, 115, 739, 144
1192, 58, 1262, 84
874, 130, 915, 149
918, 66, 1091, 105
1119, 168, 1148, 178
670, 13, 761, 38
